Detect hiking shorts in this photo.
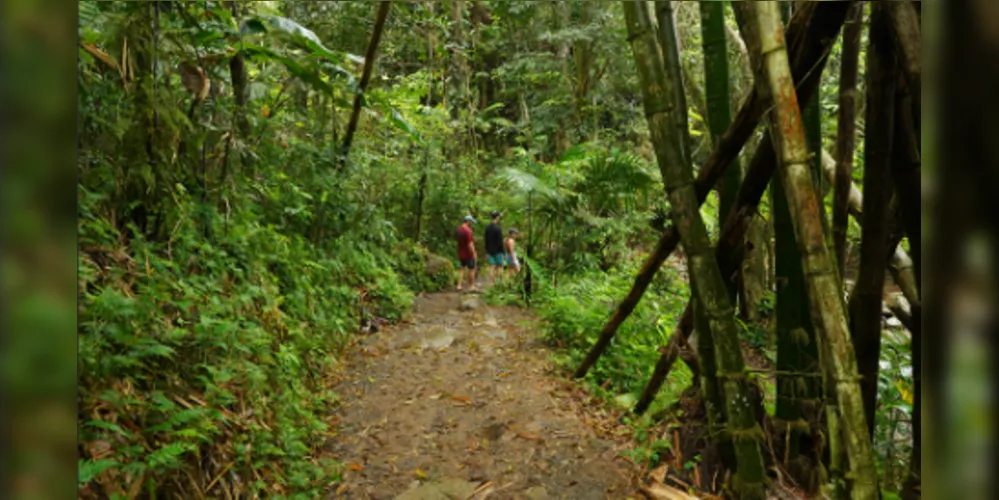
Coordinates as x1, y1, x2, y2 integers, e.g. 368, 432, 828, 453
487, 253, 505, 266
459, 258, 476, 269
505, 254, 520, 268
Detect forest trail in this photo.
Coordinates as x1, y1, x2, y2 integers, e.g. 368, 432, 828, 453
326, 286, 642, 499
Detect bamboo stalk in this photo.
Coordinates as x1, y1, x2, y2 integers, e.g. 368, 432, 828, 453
850, 1, 897, 440
699, 0, 740, 225
752, 3, 877, 498
833, 2, 864, 280
574, 2, 835, 380
884, 0, 921, 129
622, 3, 766, 497
631, 3, 849, 415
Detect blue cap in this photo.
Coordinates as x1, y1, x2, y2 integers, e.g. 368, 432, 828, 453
464, 215, 476, 224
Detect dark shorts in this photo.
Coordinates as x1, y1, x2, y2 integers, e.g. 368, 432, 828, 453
459, 258, 476, 269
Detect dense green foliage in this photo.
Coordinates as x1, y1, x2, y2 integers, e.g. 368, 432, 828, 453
78, 1, 917, 498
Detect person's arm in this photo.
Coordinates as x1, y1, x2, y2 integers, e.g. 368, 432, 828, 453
468, 236, 476, 259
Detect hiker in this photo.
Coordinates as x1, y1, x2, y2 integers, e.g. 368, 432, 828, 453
455, 215, 477, 291
505, 228, 521, 277
484, 210, 505, 283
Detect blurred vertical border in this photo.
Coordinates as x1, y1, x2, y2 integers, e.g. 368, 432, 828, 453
0, 0, 79, 497
926, 0, 999, 499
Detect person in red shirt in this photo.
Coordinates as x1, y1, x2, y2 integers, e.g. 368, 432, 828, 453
455, 215, 478, 291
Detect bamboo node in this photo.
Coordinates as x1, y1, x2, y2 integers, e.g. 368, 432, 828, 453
730, 425, 765, 443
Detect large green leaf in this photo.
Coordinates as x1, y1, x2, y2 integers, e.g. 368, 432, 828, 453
240, 15, 363, 66
556, 143, 589, 165
389, 108, 422, 144
497, 167, 558, 199
242, 44, 334, 96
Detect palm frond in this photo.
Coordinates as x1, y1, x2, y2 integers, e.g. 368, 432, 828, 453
497, 167, 559, 199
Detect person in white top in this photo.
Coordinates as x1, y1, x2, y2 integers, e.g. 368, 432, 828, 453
504, 229, 521, 278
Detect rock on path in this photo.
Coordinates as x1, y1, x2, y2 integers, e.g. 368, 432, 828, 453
324, 291, 641, 499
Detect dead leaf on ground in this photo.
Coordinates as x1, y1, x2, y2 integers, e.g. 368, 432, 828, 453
348, 463, 364, 471
640, 480, 700, 500
450, 395, 472, 405
648, 464, 669, 483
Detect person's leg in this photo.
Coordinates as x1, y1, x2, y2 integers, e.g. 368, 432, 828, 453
469, 261, 478, 290
486, 254, 496, 283
457, 265, 465, 290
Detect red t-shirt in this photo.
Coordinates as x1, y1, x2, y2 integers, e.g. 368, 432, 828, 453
456, 225, 474, 260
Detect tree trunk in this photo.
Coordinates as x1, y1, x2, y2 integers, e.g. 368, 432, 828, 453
415, 169, 428, 242
656, 0, 723, 439
891, 73, 922, 292
833, 2, 864, 280
655, 1, 692, 166
741, 3, 823, 483
804, 86, 826, 225
772, 96, 821, 483
724, 11, 753, 97
884, 0, 921, 131
633, 310, 697, 415
740, 216, 768, 322
691, 274, 727, 446
717, 3, 768, 322
679, 57, 709, 139
551, 0, 572, 156
891, 50, 922, 500
471, 1, 496, 112
851, 3, 896, 443
228, 2, 251, 169
753, 3, 878, 498
622, 3, 766, 497
574, 2, 842, 379
448, 0, 468, 118
573, 1, 595, 129
339, 1, 392, 170
699, 1, 740, 234
820, 149, 921, 314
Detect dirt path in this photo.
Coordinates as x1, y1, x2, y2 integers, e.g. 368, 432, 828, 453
326, 289, 642, 499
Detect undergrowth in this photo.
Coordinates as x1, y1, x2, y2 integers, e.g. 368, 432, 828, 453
486, 252, 694, 420
77, 191, 450, 498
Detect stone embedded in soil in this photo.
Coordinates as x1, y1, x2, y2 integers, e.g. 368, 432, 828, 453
525, 485, 551, 500
394, 477, 481, 500
420, 329, 456, 350
483, 329, 508, 340
459, 298, 481, 311
480, 422, 507, 441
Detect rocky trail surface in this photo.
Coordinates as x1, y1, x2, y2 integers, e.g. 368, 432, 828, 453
325, 287, 645, 500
